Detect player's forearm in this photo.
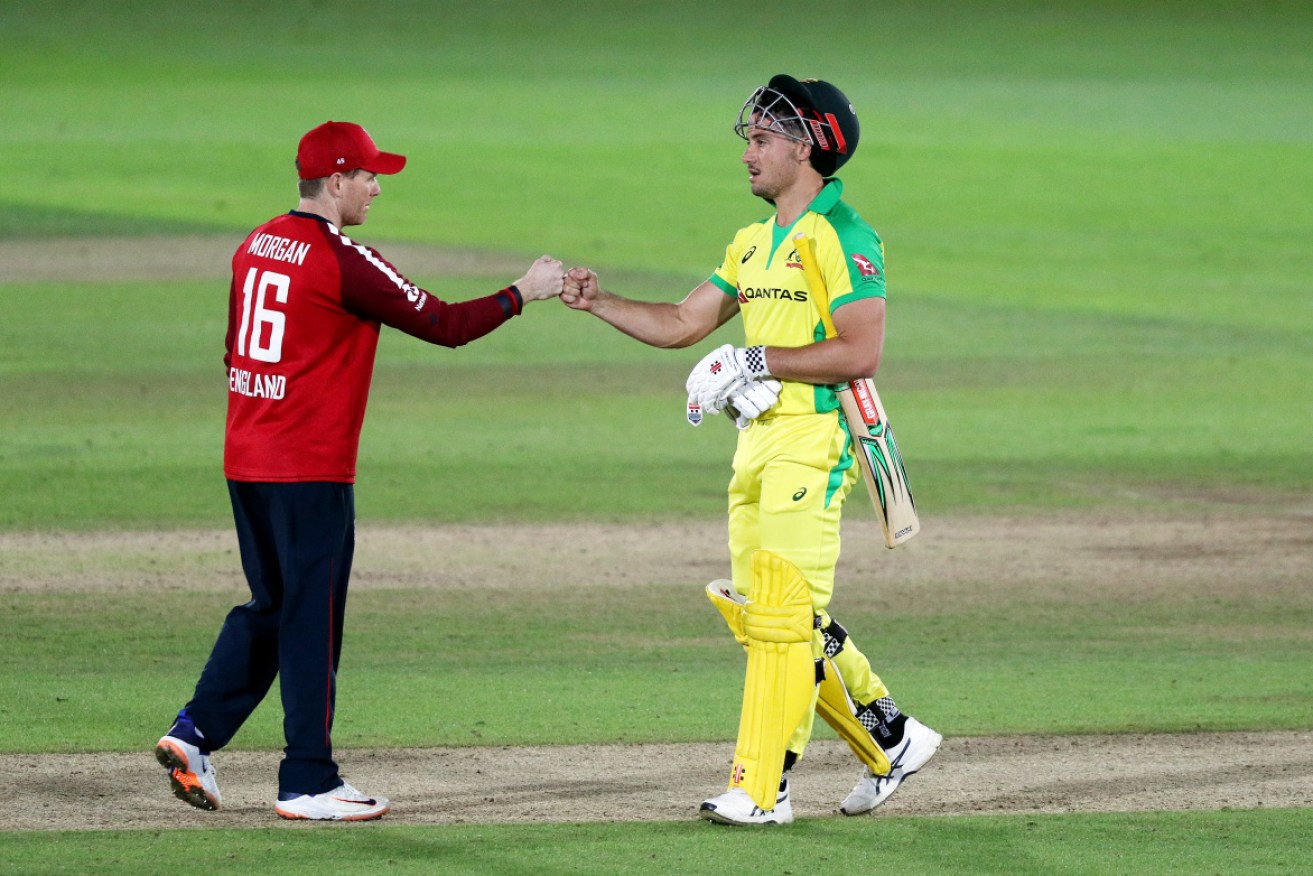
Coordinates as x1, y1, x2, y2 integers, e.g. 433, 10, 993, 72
763, 295, 885, 384
355, 283, 522, 348
588, 288, 705, 349
762, 335, 883, 385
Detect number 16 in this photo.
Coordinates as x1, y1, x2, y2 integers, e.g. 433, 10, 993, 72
237, 268, 290, 363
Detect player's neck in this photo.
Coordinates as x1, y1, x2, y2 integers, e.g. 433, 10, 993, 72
298, 196, 342, 228
773, 176, 824, 227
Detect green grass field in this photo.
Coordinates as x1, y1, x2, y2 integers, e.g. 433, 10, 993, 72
2, 0, 1311, 873
6, 809, 1312, 876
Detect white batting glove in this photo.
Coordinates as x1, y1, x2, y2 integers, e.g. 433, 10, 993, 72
685, 344, 740, 424
684, 344, 770, 426
727, 378, 782, 429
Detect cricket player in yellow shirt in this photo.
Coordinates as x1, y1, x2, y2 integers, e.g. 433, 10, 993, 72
562, 74, 939, 825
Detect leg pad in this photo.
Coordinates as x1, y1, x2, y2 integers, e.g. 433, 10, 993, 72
729, 550, 815, 811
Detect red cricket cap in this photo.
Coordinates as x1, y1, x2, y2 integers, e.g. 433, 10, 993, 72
296, 121, 407, 180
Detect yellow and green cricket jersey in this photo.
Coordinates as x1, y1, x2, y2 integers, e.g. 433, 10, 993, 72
708, 178, 886, 417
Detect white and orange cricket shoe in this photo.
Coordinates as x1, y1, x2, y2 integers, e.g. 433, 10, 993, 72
274, 782, 390, 821
154, 712, 221, 811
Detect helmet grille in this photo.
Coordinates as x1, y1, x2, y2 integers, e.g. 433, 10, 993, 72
734, 87, 811, 145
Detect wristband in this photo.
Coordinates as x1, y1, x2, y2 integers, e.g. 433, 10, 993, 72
743, 345, 769, 379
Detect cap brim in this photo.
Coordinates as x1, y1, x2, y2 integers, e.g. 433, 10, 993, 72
362, 151, 407, 175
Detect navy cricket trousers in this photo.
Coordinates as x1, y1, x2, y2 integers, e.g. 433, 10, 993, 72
186, 480, 355, 796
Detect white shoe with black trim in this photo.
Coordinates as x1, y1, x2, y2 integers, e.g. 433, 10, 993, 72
841, 716, 942, 815
700, 778, 794, 826
274, 782, 390, 821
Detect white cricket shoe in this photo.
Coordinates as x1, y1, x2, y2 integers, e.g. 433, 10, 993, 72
700, 778, 794, 826
274, 782, 390, 821
840, 716, 942, 815
155, 734, 221, 811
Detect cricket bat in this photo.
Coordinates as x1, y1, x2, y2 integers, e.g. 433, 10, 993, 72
793, 233, 920, 548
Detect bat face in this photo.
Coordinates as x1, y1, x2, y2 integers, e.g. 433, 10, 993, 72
840, 381, 919, 548
849, 383, 912, 511
857, 432, 917, 535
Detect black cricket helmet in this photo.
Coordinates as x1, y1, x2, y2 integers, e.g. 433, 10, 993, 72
734, 74, 859, 175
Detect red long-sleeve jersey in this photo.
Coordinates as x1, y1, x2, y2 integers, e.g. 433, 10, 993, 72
223, 211, 522, 482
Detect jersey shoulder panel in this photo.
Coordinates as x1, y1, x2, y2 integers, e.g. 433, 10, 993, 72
817, 199, 886, 302
324, 225, 422, 310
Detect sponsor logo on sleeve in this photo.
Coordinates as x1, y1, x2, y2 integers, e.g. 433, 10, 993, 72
404, 284, 427, 310
851, 253, 880, 278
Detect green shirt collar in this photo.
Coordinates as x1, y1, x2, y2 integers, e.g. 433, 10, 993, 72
807, 177, 844, 215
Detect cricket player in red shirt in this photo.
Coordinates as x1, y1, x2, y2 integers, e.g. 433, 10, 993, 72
154, 121, 564, 821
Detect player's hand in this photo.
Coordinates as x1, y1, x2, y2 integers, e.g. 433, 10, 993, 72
727, 378, 782, 429
685, 344, 746, 421
560, 267, 599, 311
515, 255, 565, 302
685, 344, 771, 419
